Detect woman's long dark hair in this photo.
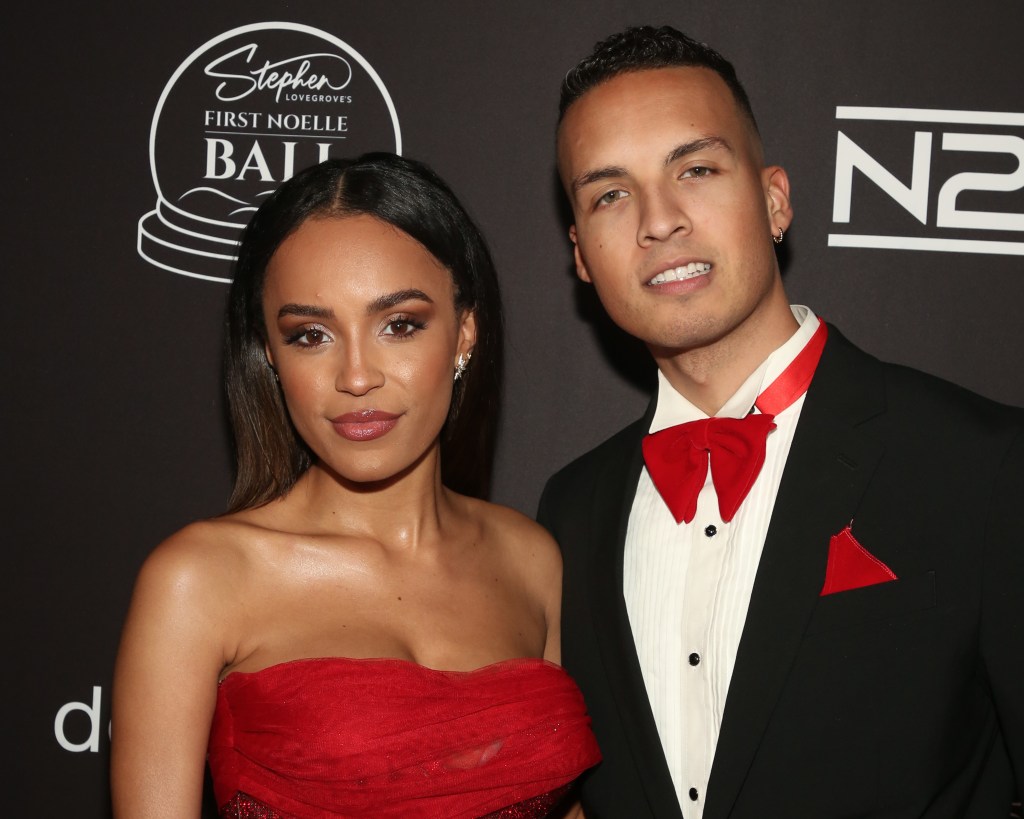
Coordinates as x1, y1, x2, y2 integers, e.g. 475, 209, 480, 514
224, 153, 503, 512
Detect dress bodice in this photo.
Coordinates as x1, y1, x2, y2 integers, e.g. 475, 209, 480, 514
208, 656, 600, 818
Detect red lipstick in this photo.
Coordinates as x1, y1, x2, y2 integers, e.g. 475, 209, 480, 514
331, 409, 400, 441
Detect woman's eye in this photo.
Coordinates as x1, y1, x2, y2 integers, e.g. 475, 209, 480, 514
382, 317, 424, 338
285, 327, 330, 347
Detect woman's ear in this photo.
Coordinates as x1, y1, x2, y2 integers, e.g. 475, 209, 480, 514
457, 309, 478, 358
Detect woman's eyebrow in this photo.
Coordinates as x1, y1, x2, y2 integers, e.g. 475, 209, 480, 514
277, 303, 334, 320
365, 289, 433, 315
275, 290, 434, 321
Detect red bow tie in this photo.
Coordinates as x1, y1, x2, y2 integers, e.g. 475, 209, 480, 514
642, 320, 829, 524
642, 414, 777, 524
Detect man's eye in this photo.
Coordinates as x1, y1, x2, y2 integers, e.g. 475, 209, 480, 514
598, 189, 628, 205
682, 166, 712, 179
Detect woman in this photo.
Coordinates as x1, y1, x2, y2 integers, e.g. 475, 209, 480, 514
111, 154, 600, 818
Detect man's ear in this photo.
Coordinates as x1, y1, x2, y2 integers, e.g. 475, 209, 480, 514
569, 224, 592, 284
763, 166, 793, 233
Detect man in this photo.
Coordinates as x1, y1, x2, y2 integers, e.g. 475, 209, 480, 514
538, 26, 1023, 819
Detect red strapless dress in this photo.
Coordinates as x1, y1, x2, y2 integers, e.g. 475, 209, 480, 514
208, 657, 601, 818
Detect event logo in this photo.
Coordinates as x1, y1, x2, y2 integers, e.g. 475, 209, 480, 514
138, 22, 402, 283
830, 106, 1024, 256
55, 686, 109, 753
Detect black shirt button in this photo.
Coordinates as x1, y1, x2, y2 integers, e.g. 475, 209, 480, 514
704, 524, 717, 537
688, 652, 701, 666
689, 787, 699, 801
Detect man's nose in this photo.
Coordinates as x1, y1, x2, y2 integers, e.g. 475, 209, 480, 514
636, 185, 690, 245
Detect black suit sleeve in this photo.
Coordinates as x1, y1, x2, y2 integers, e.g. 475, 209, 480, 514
981, 424, 1024, 796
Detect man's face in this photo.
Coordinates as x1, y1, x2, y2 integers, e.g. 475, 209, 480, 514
557, 67, 793, 356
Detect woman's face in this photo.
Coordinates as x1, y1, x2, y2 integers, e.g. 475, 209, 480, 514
262, 214, 476, 485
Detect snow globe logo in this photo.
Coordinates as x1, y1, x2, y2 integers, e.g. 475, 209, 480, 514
138, 22, 401, 283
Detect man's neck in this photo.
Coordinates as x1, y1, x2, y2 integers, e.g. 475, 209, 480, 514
652, 303, 800, 416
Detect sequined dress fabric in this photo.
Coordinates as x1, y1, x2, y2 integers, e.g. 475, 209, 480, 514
208, 657, 600, 818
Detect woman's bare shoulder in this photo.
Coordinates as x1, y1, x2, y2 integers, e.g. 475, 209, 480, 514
148, 515, 254, 566
132, 513, 279, 611
461, 496, 562, 585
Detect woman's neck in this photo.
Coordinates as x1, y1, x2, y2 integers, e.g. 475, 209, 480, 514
284, 452, 453, 551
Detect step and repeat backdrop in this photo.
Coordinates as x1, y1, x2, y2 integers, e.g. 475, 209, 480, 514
6, 1, 1024, 814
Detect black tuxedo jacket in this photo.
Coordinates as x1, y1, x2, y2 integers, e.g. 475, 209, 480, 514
538, 327, 1024, 818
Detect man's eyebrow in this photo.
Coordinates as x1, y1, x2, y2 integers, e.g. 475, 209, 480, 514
366, 289, 433, 315
571, 165, 629, 195
665, 136, 733, 165
570, 137, 733, 195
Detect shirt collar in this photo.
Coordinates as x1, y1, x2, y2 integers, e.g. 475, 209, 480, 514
650, 305, 820, 433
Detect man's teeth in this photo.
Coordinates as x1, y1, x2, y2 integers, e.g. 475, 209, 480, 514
649, 262, 711, 284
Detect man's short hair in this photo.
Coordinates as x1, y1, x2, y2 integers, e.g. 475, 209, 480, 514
558, 25, 759, 135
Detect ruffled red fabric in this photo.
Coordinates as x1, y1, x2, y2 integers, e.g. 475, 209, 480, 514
208, 657, 600, 818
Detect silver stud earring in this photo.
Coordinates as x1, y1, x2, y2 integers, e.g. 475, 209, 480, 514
772, 226, 784, 245
454, 352, 472, 382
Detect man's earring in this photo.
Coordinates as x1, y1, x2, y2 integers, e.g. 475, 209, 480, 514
454, 352, 472, 382
772, 226, 784, 245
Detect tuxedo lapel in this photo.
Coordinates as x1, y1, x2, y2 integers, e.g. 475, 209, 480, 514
704, 329, 887, 819
587, 404, 685, 817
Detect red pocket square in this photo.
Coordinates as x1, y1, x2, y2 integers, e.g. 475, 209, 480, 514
820, 524, 897, 596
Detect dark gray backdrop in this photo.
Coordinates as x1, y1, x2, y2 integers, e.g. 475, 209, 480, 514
6, 1, 1023, 815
